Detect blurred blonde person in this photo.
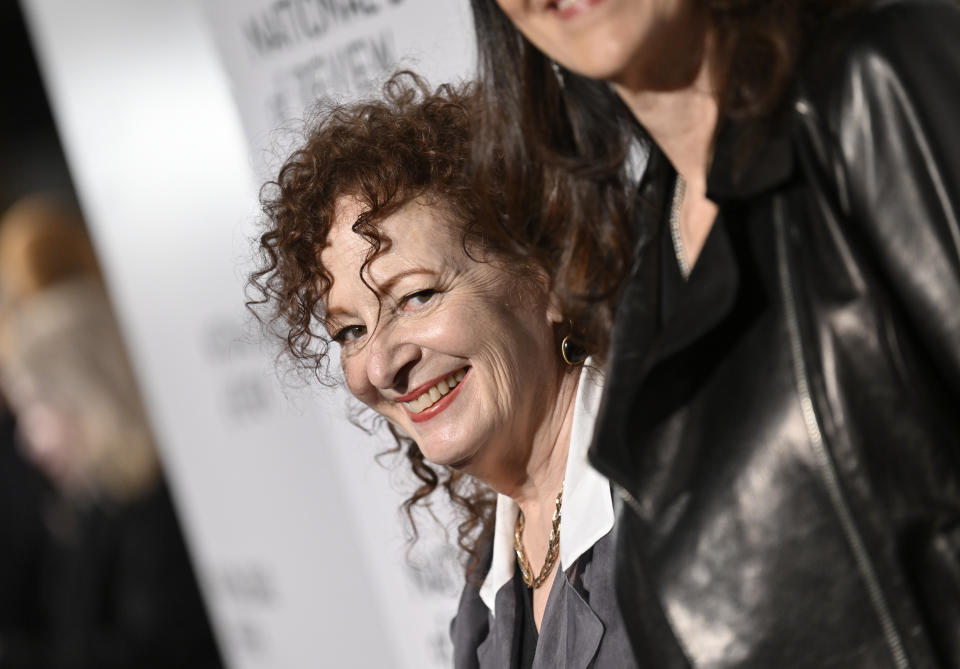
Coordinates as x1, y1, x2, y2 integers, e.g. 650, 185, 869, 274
0, 197, 157, 502
0, 195, 222, 669
0, 197, 159, 502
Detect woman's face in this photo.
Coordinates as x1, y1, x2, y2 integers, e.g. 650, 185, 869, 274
322, 197, 564, 477
18, 399, 95, 496
495, 0, 691, 88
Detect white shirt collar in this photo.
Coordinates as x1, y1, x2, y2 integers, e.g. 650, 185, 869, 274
478, 363, 613, 615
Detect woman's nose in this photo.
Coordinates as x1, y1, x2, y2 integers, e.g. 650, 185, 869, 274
365, 327, 420, 391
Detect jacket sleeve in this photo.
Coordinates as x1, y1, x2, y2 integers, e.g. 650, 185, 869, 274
805, 0, 960, 398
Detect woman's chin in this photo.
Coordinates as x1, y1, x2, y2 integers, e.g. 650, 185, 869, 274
420, 441, 482, 471
564, 48, 632, 83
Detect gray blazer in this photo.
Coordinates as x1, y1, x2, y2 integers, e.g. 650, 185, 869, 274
450, 529, 638, 668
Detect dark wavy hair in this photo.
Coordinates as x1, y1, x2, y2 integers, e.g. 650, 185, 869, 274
468, 0, 869, 291
249, 72, 589, 579
469, 5, 640, 362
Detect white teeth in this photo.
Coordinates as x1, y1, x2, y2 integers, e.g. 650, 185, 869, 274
402, 368, 468, 413
556, 0, 579, 10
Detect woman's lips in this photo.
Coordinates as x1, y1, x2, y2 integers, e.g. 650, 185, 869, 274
402, 367, 469, 423
552, 0, 605, 20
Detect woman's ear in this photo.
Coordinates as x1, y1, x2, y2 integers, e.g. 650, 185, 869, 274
526, 263, 564, 326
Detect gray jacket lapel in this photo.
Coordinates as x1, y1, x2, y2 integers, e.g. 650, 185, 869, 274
534, 565, 604, 669
476, 581, 517, 669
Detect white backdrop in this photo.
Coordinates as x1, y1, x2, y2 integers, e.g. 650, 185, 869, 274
202, 0, 476, 180
20, 0, 476, 667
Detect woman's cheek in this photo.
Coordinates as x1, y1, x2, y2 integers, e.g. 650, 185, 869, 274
494, 0, 520, 16
341, 354, 372, 403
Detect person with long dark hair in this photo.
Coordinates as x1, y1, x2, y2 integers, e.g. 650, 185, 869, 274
469, 0, 960, 667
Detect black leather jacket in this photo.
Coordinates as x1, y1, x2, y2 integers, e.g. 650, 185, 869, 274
588, 1, 960, 667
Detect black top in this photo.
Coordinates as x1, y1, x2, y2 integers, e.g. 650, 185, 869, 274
659, 174, 687, 328
0, 480, 224, 669
511, 565, 538, 669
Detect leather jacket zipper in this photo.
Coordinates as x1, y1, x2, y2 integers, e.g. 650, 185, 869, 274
774, 201, 910, 669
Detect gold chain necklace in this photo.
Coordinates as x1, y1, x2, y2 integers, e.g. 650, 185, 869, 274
513, 485, 563, 589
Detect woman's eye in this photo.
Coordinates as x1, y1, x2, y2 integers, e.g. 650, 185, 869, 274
332, 324, 366, 344
401, 289, 436, 311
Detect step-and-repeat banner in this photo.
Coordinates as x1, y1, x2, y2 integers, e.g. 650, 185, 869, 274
202, 0, 475, 180
21, 0, 475, 667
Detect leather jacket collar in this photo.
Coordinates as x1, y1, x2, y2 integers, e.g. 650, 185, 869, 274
706, 114, 796, 205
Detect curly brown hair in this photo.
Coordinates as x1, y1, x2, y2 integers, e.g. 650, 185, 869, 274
249, 72, 582, 579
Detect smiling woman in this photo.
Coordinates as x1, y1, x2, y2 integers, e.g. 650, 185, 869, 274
250, 72, 637, 668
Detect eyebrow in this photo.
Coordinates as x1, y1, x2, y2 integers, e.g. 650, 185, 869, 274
324, 268, 439, 320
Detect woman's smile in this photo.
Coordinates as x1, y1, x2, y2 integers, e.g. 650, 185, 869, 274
399, 366, 469, 422
550, 0, 607, 21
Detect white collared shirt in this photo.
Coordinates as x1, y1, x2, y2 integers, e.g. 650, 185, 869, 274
478, 363, 614, 615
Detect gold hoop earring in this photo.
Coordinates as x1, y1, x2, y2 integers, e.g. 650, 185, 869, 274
560, 322, 586, 366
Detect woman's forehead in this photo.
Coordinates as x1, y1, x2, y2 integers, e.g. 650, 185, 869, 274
321, 198, 468, 309
325, 198, 463, 268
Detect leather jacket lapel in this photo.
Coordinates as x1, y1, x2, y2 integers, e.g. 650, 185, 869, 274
588, 149, 667, 491
590, 115, 796, 498
707, 115, 796, 204
590, 174, 741, 499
